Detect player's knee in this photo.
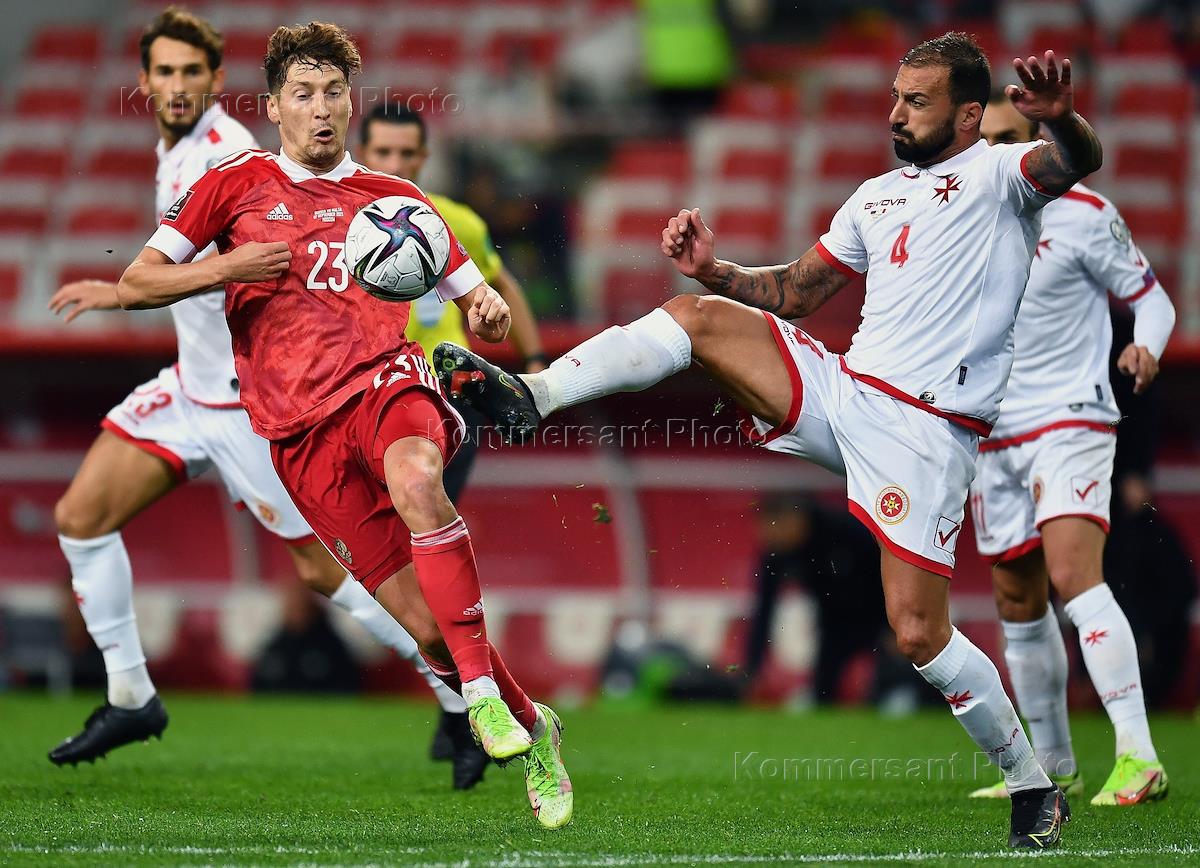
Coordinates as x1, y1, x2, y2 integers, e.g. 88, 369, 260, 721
387, 452, 447, 521
662, 294, 720, 344
993, 589, 1043, 624
1046, 560, 1103, 604
53, 493, 113, 539
291, 555, 343, 596
890, 614, 950, 666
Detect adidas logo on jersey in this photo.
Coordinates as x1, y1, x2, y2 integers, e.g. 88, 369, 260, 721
266, 202, 293, 221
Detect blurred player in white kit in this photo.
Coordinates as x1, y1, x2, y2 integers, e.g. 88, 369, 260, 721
967, 92, 1174, 806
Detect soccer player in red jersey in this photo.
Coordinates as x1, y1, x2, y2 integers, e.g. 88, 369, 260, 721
113, 22, 572, 829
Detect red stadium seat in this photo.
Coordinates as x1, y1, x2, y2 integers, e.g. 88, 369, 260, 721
1112, 143, 1189, 185
718, 83, 800, 121
0, 206, 49, 235
711, 206, 782, 246
14, 88, 86, 119
1114, 17, 1176, 57
0, 260, 23, 314
393, 30, 465, 69
82, 146, 158, 181
823, 19, 910, 64
0, 146, 69, 180
57, 260, 126, 286
482, 31, 562, 70
1026, 25, 1097, 60
614, 208, 672, 242
609, 141, 690, 184
66, 205, 146, 235
30, 25, 101, 63
1119, 206, 1183, 245
821, 85, 893, 121
818, 147, 891, 179
601, 267, 674, 323
1112, 82, 1194, 120
718, 148, 790, 184
221, 29, 271, 63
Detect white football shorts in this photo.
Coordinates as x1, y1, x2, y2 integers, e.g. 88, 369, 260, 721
970, 423, 1115, 562
102, 365, 314, 542
743, 313, 978, 577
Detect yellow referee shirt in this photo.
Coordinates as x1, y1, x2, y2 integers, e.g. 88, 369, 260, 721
408, 193, 504, 357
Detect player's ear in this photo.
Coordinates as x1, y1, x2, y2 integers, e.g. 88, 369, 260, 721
266, 92, 280, 126
211, 65, 226, 96
137, 67, 149, 100
961, 101, 983, 132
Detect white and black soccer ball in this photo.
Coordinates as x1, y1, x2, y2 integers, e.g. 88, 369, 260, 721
346, 196, 451, 302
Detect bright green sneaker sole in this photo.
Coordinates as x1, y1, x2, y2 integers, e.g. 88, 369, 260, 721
525, 703, 573, 830
1090, 756, 1169, 806
970, 771, 1084, 800
467, 697, 532, 762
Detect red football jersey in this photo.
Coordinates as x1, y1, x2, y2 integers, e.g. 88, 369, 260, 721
145, 149, 483, 440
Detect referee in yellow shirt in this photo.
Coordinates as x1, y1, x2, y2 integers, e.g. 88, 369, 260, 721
359, 103, 547, 504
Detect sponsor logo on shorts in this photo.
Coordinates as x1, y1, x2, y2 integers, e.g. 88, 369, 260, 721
335, 538, 353, 565
1032, 477, 1044, 504
257, 503, 278, 526
1071, 476, 1100, 506
933, 516, 961, 553
875, 485, 909, 524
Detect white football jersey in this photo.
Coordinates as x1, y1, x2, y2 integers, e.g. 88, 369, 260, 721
989, 184, 1173, 440
818, 139, 1052, 435
154, 103, 257, 407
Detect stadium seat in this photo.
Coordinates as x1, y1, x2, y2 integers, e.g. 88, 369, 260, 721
1112, 82, 1194, 121
609, 141, 690, 184
0, 146, 69, 181
81, 146, 158, 181
0, 205, 49, 236
1112, 143, 1189, 185
392, 30, 465, 70
817, 147, 891, 180
1119, 206, 1184, 245
717, 83, 800, 122
711, 205, 783, 247
14, 87, 87, 119
482, 31, 562, 71
614, 208, 673, 243
601, 266, 675, 323
29, 25, 101, 64
66, 205, 146, 236
822, 19, 910, 65
820, 85, 893, 121
717, 148, 790, 184
1114, 17, 1176, 57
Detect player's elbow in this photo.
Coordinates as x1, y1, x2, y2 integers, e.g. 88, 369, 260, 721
115, 269, 143, 310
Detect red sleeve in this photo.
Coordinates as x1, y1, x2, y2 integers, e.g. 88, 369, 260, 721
147, 150, 261, 263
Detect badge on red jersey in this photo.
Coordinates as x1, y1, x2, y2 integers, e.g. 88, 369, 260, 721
163, 190, 192, 222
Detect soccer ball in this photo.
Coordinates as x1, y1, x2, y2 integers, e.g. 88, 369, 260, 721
345, 196, 451, 302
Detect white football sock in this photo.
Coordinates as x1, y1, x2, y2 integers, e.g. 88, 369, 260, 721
520, 307, 692, 417
462, 675, 501, 706
328, 575, 466, 713
59, 533, 155, 709
1002, 613, 1077, 777
917, 628, 1051, 793
1063, 583, 1157, 761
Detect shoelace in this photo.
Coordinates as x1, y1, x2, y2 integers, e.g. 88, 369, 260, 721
528, 742, 560, 800
472, 700, 516, 738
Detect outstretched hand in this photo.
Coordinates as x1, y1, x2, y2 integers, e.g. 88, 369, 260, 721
1007, 50, 1075, 125
49, 280, 120, 323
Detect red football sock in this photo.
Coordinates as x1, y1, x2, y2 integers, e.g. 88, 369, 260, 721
489, 642, 537, 731
419, 652, 463, 697
410, 517, 493, 682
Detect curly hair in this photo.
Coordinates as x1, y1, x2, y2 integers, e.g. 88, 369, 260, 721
264, 21, 362, 94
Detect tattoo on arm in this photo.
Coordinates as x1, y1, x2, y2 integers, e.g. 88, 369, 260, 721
700, 248, 849, 318
1024, 112, 1103, 196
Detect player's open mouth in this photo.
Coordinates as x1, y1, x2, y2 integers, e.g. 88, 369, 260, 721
314, 129, 334, 143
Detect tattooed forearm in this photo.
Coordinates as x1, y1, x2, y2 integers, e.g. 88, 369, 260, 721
699, 249, 849, 318
1026, 112, 1103, 196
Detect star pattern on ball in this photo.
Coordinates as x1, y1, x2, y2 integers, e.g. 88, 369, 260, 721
363, 204, 433, 268
932, 174, 961, 205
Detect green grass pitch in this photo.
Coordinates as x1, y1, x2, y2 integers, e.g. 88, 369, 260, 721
1, 694, 1197, 866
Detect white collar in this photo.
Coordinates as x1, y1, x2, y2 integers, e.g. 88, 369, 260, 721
273, 148, 358, 183
156, 102, 227, 162
902, 138, 987, 178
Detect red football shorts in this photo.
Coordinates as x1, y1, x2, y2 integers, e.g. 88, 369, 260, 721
269, 353, 465, 593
